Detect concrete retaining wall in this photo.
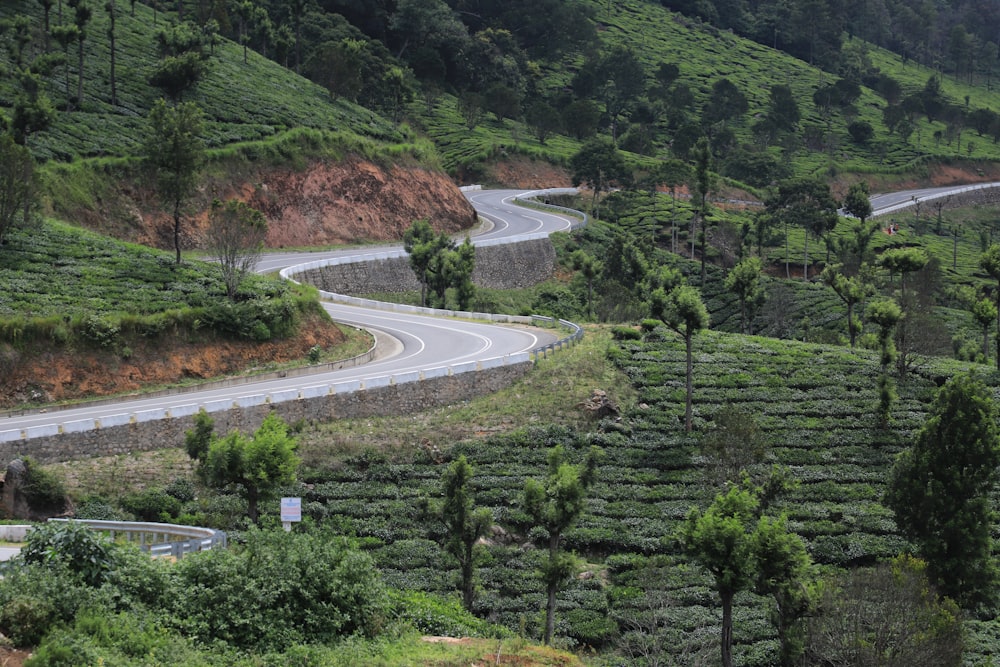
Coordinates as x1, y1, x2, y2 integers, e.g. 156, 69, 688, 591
0, 359, 533, 464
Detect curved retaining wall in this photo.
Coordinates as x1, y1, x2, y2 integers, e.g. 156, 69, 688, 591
298, 236, 556, 294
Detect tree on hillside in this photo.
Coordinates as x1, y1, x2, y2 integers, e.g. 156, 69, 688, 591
803, 555, 963, 666
679, 484, 814, 667
842, 181, 873, 226
656, 158, 691, 253
403, 219, 453, 308
878, 247, 928, 377
652, 284, 709, 432
679, 485, 758, 667
525, 100, 560, 144
523, 444, 601, 645
691, 137, 715, 284
198, 411, 300, 525
724, 257, 763, 335
570, 137, 628, 219
184, 407, 215, 462
105, 0, 118, 106
702, 78, 748, 133
701, 406, 768, 486
980, 244, 1000, 371
205, 198, 268, 300
68, 0, 92, 108
765, 177, 838, 280
143, 99, 205, 264
436, 455, 492, 612
866, 297, 901, 428
971, 297, 997, 364
886, 372, 1000, 610
571, 250, 602, 318
821, 265, 871, 348
0, 133, 38, 246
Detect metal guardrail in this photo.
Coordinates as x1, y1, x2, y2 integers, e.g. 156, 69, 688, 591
48, 518, 226, 560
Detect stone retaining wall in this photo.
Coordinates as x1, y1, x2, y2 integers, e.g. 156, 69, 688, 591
298, 238, 556, 294
3, 360, 532, 464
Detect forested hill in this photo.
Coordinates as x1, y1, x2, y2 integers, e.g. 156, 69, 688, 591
0, 0, 407, 162
5, 0, 1000, 185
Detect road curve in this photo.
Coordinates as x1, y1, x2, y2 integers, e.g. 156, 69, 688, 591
869, 182, 1000, 218
1, 190, 580, 439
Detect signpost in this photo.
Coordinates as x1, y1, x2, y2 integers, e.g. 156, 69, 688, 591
280, 497, 301, 532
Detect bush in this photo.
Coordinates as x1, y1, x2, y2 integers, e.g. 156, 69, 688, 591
173, 529, 388, 651
20, 521, 116, 587
121, 488, 182, 522
20, 458, 67, 513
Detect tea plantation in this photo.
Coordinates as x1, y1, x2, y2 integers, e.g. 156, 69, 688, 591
292, 326, 1000, 665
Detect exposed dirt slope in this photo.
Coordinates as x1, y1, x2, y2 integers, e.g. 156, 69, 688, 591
2, 314, 346, 408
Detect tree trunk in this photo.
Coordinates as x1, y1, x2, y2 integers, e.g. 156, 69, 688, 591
108, 4, 117, 106
462, 542, 475, 611
721, 589, 734, 667
544, 533, 559, 645
247, 484, 259, 524
684, 326, 693, 432
173, 201, 182, 264
803, 233, 809, 281
76, 38, 84, 107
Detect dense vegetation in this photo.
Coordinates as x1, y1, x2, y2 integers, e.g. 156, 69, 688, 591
6, 0, 1000, 664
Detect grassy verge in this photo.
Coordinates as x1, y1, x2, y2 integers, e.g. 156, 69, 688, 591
296, 325, 633, 469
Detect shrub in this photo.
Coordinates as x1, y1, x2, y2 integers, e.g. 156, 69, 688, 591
121, 488, 182, 522
20, 521, 116, 587
172, 529, 388, 651
19, 459, 67, 513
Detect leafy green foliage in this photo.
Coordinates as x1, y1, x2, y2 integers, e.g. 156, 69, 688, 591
198, 411, 300, 524
172, 529, 387, 651
19, 521, 114, 587
886, 372, 1000, 610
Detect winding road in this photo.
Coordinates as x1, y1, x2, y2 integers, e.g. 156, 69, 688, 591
0, 189, 580, 442
4, 181, 999, 444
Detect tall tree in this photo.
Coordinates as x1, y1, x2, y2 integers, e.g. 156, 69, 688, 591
724, 257, 763, 335
702, 78, 748, 132
765, 177, 838, 280
571, 250, 602, 318
403, 219, 454, 308
866, 297, 901, 427
199, 412, 300, 525
656, 158, 692, 253
691, 136, 714, 284
980, 243, 1000, 371
143, 99, 205, 264
971, 297, 997, 364
569, 136, 628, 219
523, 444, 601, 645
821, 265, 871, 348
886, 372, 1000, 609
652, 284, 709, 432
105, 0, 117, 106
0, 133, 38, 246
679, 485, 756, 667
205, 198, 268, 300
438, 455, 492, 612
842, 181, 873, 225
68, 0, 92, 108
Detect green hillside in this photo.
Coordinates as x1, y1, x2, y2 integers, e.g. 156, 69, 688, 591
0, 1, 406, 161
